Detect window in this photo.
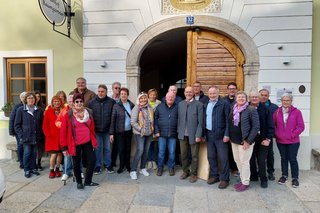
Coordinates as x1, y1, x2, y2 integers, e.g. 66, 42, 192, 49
6, 58, 47, 105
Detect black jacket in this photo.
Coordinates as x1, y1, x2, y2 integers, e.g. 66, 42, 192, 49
254, 103, 275, 143
154, 102, 178, 138
9, 103, 23, 136
195, 91, 209, 105
88, 96, 115, 133
14, 105, 44, 144
109, 100, 135, 134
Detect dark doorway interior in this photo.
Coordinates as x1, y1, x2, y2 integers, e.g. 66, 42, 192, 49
139, 28, 188, 99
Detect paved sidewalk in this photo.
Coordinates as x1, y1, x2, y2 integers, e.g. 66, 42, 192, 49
0, 158, 320, 213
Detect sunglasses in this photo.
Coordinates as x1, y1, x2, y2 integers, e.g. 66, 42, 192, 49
75, 100, 83, 104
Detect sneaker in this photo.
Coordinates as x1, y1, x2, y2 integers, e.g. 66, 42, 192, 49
233, 182, 242, 189
77, 183, 84, 190
130, 171, 137, 180
49, 170, 55, 178
61, 174, 69, 181
268, 173, 275, 181
278, 176, 288, 185
106, 167, 115, 174
24, 171, 31, 178
117, 168, 124, 174
261, 181, 268, 188
55, 169, 61, 178
30, 170, 40, 176
139, 168, 150, 176
81, 173, 85, 179
94, 167, 101, 175
236, 184, 249, 192
292, 179, 299, 188
84, 182, 99, 187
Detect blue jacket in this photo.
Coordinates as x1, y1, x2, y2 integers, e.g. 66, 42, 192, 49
204, 97, 230, 140
9, 103, 23, 136
255, 103, 275, 143
14, 105, 44, 144
154, 102, 178, 138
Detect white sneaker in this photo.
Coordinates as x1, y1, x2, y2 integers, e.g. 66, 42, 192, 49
139, 168, 150, 177
130, 171, 137, 180
81, 173, 84, 179
61, 174, 69, 181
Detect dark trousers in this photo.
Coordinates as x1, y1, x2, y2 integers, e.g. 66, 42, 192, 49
228, 141, 238, 172
16, 135, 24, 166
267, 139, 275, 174
206, 131, 230, 181
116, 131, 132, 171
72, 142, 96, 184
111, 136, 118, 167
250, 143, 269, 182
23, 143, 36, 172
277, 142, 300, 179
180, 137, 199, 176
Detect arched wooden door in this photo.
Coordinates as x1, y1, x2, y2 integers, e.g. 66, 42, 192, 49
187, 29, 244, 94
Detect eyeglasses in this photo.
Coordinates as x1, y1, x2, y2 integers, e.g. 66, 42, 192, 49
113, 87, 120, 89
228, 87, 237, 90
75, 100, 83, 104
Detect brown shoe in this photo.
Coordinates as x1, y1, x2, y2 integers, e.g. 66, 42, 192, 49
169, 169, 175, 176
180, 172, 190, 180
157, 168, 163, 176
207, 177, 219, 185
189, 175, 197, 183
218, 180, 229, 189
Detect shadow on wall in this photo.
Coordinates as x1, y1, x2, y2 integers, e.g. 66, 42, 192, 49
71, 0, 83, 46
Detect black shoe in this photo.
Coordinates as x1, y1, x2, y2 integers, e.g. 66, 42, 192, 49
77, 183, 84, 190
292, 179, 299, 188
24, 171, 31, 178
30, 170, 40, 176
106, 167, 114, 174
261, 181, 268, 188
117, 168, 124, 174
84, 182, 99, 187
268, 173, 275, 181
19, 164, 24, 169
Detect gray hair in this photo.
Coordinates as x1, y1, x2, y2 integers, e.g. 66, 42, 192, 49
19, 91, 27, 100
259, 88, 270, 95
281, 93, 293, 101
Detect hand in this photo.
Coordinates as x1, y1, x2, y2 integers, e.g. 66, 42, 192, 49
243, 140, 250, 150
261, 139, 270, 146
223, 136, 230, 143
195, 137, 201, 143
110, 135, 114, 143
155, 133, 160, 138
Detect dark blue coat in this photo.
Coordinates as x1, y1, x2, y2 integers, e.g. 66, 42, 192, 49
14, 105, 44, 144
9, 103, 23, 136
154, 102, 178, 138
109, 100, 135, 134
255, 103, 275, 143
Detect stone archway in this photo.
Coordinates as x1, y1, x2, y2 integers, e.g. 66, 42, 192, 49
126, 15, 259, 99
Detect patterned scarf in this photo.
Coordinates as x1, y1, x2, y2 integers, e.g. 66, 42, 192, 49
233, 102, 249, 126
138, 104, 154, 133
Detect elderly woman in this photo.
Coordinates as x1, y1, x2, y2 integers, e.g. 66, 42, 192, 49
228, 91, 260, 192
43, 96, 63, 178
60, 93, 98, 190
14, 92, 44, 178
109, 87, 135, 174
273, 93, 304, 188
130, 92, 154, 180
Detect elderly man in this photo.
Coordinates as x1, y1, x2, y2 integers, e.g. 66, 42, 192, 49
205, 86, 230, 189
69, 77, 95, 107
111, 81, 121, 102
162, 85, 183, 104
178, 86, 203, 183
193, 81, 209, 105
154, 92, 178, 176
259, 88, 278, 181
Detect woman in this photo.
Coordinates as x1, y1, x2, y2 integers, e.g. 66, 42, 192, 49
43, 96, 63, 178
109, 88, 135, 174
14, 92, 44, 178
60, 93, 98, 190
146, 88, 161, 170
56, 90, 67, 106
273, 93, 304, 188
130, 92, 154, 180
228, 91, 260, 192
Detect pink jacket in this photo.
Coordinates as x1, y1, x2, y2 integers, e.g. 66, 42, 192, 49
273, 106, 305, 144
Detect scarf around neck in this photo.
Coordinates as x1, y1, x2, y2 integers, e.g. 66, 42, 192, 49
233, 102, 249, 126
138, 104, 154, 133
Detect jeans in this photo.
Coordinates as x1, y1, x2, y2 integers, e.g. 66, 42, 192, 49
206, 131, 230, 181
158, 137, 176, 169
180, 137, 200, 176
23, 143, 36, 172
250, 142, 269, 182
63, 155, 73, 176
116, 131, 133, 171
72, 142, 96, 184
277, 142, 300, 179
147, 140, 158, 162
131, 134, 152, 171
95, 132, 112, 168
16, 135, 24, 166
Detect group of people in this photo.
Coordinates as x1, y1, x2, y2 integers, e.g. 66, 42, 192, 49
8, 78, 305, 192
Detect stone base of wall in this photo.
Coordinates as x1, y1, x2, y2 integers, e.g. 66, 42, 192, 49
312, 149, 320, 171
6, 141, 17, 160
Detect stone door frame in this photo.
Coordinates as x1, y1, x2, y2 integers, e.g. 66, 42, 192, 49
126, 15, 259, 99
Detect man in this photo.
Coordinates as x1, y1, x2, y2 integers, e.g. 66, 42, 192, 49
154, 92, 178, 176
177, 86, 203, 183
69, 77, 95, 107
205, 86, 230, 189
111, 81, 121, 103
88, 84, 116, 174
162, 85, 183, 104
223, 82, 239, 176
249, 91, 275, 188
259, 88, 278, 181
193, 81, 209, 105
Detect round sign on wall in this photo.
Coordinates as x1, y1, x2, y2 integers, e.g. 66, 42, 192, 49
39, 0, 66, 26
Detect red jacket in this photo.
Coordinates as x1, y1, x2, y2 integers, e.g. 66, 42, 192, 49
60, 109, 97, 156
273, 106, 305, 144
43, 106, 61, 152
